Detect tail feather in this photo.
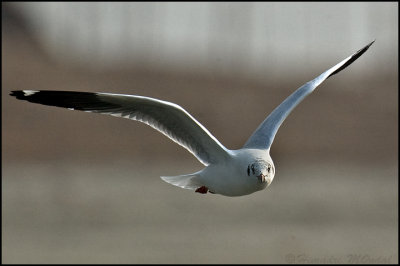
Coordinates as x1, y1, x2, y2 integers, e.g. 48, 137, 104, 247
160, 173, 202, 190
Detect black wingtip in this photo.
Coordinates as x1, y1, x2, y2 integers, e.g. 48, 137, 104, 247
327, 40, 375, 79
353, 39, 375, 57
9, 90, 121, 111
10, 90, 31, 99
367, 39, 376, 47
362, 39, 375, 53
10, 90, 21, 97
10, 90, 41, 101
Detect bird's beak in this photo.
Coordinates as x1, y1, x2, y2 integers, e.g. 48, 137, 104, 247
257, 174, 265, 183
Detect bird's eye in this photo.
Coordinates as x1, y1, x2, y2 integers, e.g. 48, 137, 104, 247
247, 165, 250, 176
267, 165, 271, 172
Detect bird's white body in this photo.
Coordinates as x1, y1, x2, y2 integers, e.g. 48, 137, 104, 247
193, 149, 273, 196
10, 41, 374, 197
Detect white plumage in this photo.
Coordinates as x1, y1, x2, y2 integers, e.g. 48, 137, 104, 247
10, 41, 374, 196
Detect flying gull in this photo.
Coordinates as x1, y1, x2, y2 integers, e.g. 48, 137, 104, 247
10, 40, 374, 196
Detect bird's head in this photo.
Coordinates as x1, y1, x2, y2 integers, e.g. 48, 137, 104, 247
247, 159, 275, 186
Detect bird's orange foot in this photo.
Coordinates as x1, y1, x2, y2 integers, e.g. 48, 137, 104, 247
195, 186, 209, 194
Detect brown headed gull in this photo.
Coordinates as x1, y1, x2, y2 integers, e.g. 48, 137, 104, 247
10, 41, 374, 196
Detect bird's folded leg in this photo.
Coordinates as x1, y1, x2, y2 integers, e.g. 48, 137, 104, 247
195, 186, 209, 194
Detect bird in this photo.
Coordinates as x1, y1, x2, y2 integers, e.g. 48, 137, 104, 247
10, 40, 374, 197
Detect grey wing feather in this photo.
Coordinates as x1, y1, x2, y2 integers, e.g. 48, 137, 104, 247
243, 40, 374, 150
10, 90, 231, 165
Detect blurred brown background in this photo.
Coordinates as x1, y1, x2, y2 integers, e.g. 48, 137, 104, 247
2, 2, 398, 264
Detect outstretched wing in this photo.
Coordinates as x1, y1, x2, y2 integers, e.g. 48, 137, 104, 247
243, 40, 374, 150
10, 90, 231, 165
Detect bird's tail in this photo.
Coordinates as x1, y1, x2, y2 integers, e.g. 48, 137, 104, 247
160, 172, 203, 191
